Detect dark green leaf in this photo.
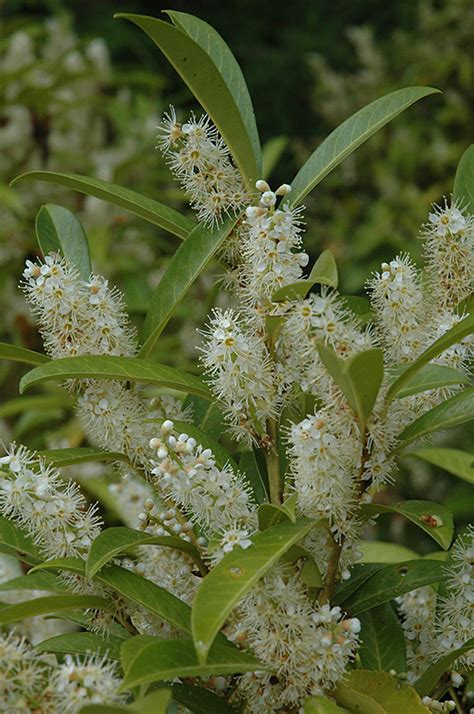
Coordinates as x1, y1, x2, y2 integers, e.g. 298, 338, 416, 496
139, 218, 237, 357
116, 13, 260, 185
35, 204, 91, 279
360, 500, 453, 550
453, 144, 474, 212
272, 249, 338, 301
333, 563, 386, 606
19, 355, 211, 400
0, 571, 67, 593
0, 342, 48, 366
192, 518, 316, 663
414, 637, 474, 696
238, 450, 268, 504
407, 448, 474, 484
36, 631, 123, 660
358, 604, 407, 672
0, 516, 41, 563
38, 447, 130, 467
286, 87, 440, 207
0, 594, 111, 625
398, 387, 474, 445
171, 682, 237, 714
392, 364, 470, 399
12, 171, 193, 240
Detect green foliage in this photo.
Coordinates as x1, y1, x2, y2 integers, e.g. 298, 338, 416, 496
35, 204, 91, 279
334, 670, 428, 712
408, 447, 474, 484
360, 500, 453, 550
453, 144, 474, 212
398, 387, 474, 445
358, 604, 407, 672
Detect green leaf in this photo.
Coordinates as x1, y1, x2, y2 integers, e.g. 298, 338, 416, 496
0, 594, 111, 626
453, 144, 474, 212
119, 639, 261, 691
286, 86, 440, 208
12, 171, 193, 240
19, 355, 211, 400
333, 563, 385, 605
414, 637, 474, 696
86, 527, 204, 579
335, 671, 429, 713
36, 631, 123, 660
139, 218, 237, 357
316, 344, 384, 430
262, 136, 288, 179
392, 364, 470, 399
342, 296, 373, 327
398, 387, 474, 445
35, 204, 91, 279
258, 501, 295, 530
0, 516, 41, 563
304, 696, 346, 713
0, 393, 72, 419
358, 604, 407, 673
38, 447, 130, 467
117, 13, 260, 185
385, 313, 474, 406
132, 690, 172, 714
360, 541, 418, 564
79, 707, 131, 714
238, 450, 269, 504
407, 448, 474, 484
0, 571, 68, 593
339, 559, 445, 614
171, 683, 236, 714
272, 249, 338, 301
360, 500, 454, 550
191, 517, 316, 663
0, 341, 48, 366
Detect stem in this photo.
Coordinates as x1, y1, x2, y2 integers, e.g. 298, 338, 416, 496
448, 687, 463, 714
319, 535, 343, 605
266, 417, 281, 505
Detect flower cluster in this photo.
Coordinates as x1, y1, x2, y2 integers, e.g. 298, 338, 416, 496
157, 108, 250, 225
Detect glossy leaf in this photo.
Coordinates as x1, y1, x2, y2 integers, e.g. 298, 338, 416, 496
385, 313, 474, 406
239, 450, 269, 504
19, 355, 211, 400
272, 249, 338, 301
12, 171, 193, 239
0, 341, 48, 366
408, 447, 474, 484
117, 13, 260, 184
398, 387, 474, 445
335, 671, 428, 713
36, 631, 123, 660
339, 559, 445, 614
0, 393, 72, 419
38, 447, 130, 467
304, 696, 346, 713
0, 571, 67, 593
139, 218, 237, 357
0, 516, 40, 563
360, 541, 418, 564
453, 144, 474, 212
86, 527, 204, 579
258, 501, 295, 530
358, 604, 407, 672
333, 563, 386, 606
317, 344, 384, 430
171, 682, 237, 714
392, 364, 470, 399
414, 636, 474, 696
262, 136, 288, 179
120, 639, 261, 690
286, 86, 440, 208
0, 594, 111, 626
360, 500, 454, 550
192, 518, 316, 663
35, 204, 91, 279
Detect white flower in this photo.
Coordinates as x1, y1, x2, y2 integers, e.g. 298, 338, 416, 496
220, 527, 253, 553
50, 654, 124, 712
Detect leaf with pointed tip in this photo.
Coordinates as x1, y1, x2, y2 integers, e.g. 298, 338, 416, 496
139, 218, 237, 357
317, 344, 384, 430
407, 448, 474, 484
0, 594, 111, 626
414, 637, 474, 696
358, 604, 407, 672
286, 86, 440, 208
119, 639, 261, 691
0, 342, 48, 366
262, 136, 288, 179
11, 171, 193, 239
0, 516, 41, 563
0, 571, 67, 593
38, 447, 130, 467
19, 355, 211, 400
335, 671, 428, 713
385, 313, 474, 406
36, 631, 123, 660
453, 144, 474, 212
398, 387, 474, 445
391, 364, 470, 399
258, 501, 295, 530
360, 500, 453, 550
117, 13, 260, 185
272, 249, 338, 301
192, 518, 316, 663
339, 559, 445, 614
35, 204, 91, 279
86, 527, 204, 579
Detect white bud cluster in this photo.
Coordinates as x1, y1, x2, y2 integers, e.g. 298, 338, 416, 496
236, 565, 360, 711
397, 586, 437, 681
422, 197, 474, 310
49, 654, 124, 712
147, 394, 194, 423
422, 696, 456, 712
22, 255, 136, 359
199, 308, 279, 443
0, 444, 101, 559
157, 108, 249, 226
239, 180, 309, 310
149, 420, 256, 536
108, 472, 157, 528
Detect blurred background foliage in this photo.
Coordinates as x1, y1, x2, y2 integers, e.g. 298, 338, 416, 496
0, 0, 472, 548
